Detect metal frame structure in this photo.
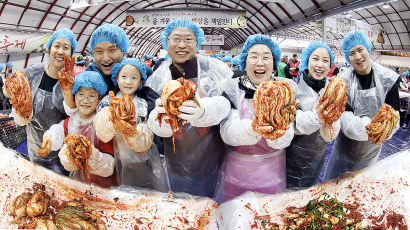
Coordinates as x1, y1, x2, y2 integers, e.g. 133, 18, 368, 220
0, 0, 408, 61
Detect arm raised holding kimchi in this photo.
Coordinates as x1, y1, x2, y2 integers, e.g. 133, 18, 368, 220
4, 70, 33, 126
36, 71, 116, 188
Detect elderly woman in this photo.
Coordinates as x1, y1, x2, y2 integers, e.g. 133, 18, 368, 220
13, 29, 77, 175
146, 18, 238, 198
216, 34, 295, 202
286, 42, 341, 189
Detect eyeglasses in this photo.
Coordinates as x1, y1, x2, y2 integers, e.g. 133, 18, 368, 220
75, 92, 99, 103
167, 37, 196, 46
247, 55, 273, 64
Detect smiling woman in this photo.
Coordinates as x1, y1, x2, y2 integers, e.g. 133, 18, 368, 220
12, 28, 78, 177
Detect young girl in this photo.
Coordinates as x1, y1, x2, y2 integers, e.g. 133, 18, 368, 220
39, 71, 116, 187
94, 58, 168, 192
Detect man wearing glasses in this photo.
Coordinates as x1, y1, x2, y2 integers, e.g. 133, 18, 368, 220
145, 18, 238, 198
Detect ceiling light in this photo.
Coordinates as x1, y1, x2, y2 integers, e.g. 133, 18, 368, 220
383, 3, 390, 8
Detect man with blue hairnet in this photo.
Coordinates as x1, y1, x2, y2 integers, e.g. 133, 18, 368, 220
145, 18, 238, 198
324, 30, 400, 181
87, 24, 130, 93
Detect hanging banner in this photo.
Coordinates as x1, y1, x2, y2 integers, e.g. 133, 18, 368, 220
202, 35, 224, 46
0, 32, 50, 54
325, 16, 384, 43
125, 9, 247, 28
70, 0, 130, 10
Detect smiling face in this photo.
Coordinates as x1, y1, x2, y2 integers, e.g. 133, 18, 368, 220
49, 38, 72, 70
245, 44, 274, 86
348, 45, 371, 75
308, 48, 331, 80
166, 27, 197, 69
93, 42, 124, 75
75, 87, 100, 119
117, 64, 142, 97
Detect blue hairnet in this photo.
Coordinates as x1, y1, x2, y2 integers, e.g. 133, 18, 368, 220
143, 54, 148, 59
148, 55, 153, 59
46, 28, 77, 53
232, 56, 240, 66
90, 24, 130, 53
342, 30, 372, 65
75, 59, 85, 65
6, 62, 13, 68
111, 58, 147, 86
72, 71, 107, 96
299, 41, 334, 72
211, 54, 217, 58
239, 34, 281, 71
161, 18, 204, 50
222, 56, 232, 62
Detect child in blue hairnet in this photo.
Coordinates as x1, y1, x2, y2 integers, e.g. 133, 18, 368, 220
93, 58, 168, 191
286, 41, 341, 189
38, 71, 116, 187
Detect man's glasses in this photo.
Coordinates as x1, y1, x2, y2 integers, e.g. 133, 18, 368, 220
167, 37, 196, 46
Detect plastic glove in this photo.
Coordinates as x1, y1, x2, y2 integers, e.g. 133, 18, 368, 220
63, 100, 78, 117
124, 123, 154, 153
341, 111, 371, 141
294, 109, 321, 135
43, 120, 65, 151
10, 107, 32, 126
87, 145, 115, 177
177, 100, 205, 122
36, 136, 51, 157
220, 110, 262, 146
189, 96, 231, 127
147, 99, 173, 137
266, 123, 295, 149
320, 118, 341, 142
155, 98, 166, 114
58, 144, 79, 171
93, 106, 116, 143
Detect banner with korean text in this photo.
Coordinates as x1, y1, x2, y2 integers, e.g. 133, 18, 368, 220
325, 16, 385, 43
202, 35, 224, 46
70, 0, 129, 10
125, 9, 247, 28
0, 31, 50, 54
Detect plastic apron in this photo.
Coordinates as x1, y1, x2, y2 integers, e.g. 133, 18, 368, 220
216, 88, 286, 203
145, 56, 237, 198
324, 64, 390, 181
286, 76, 328, 189
24, 64, 68, 175
104, 93, 168, 192
66, 113, 117, 187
